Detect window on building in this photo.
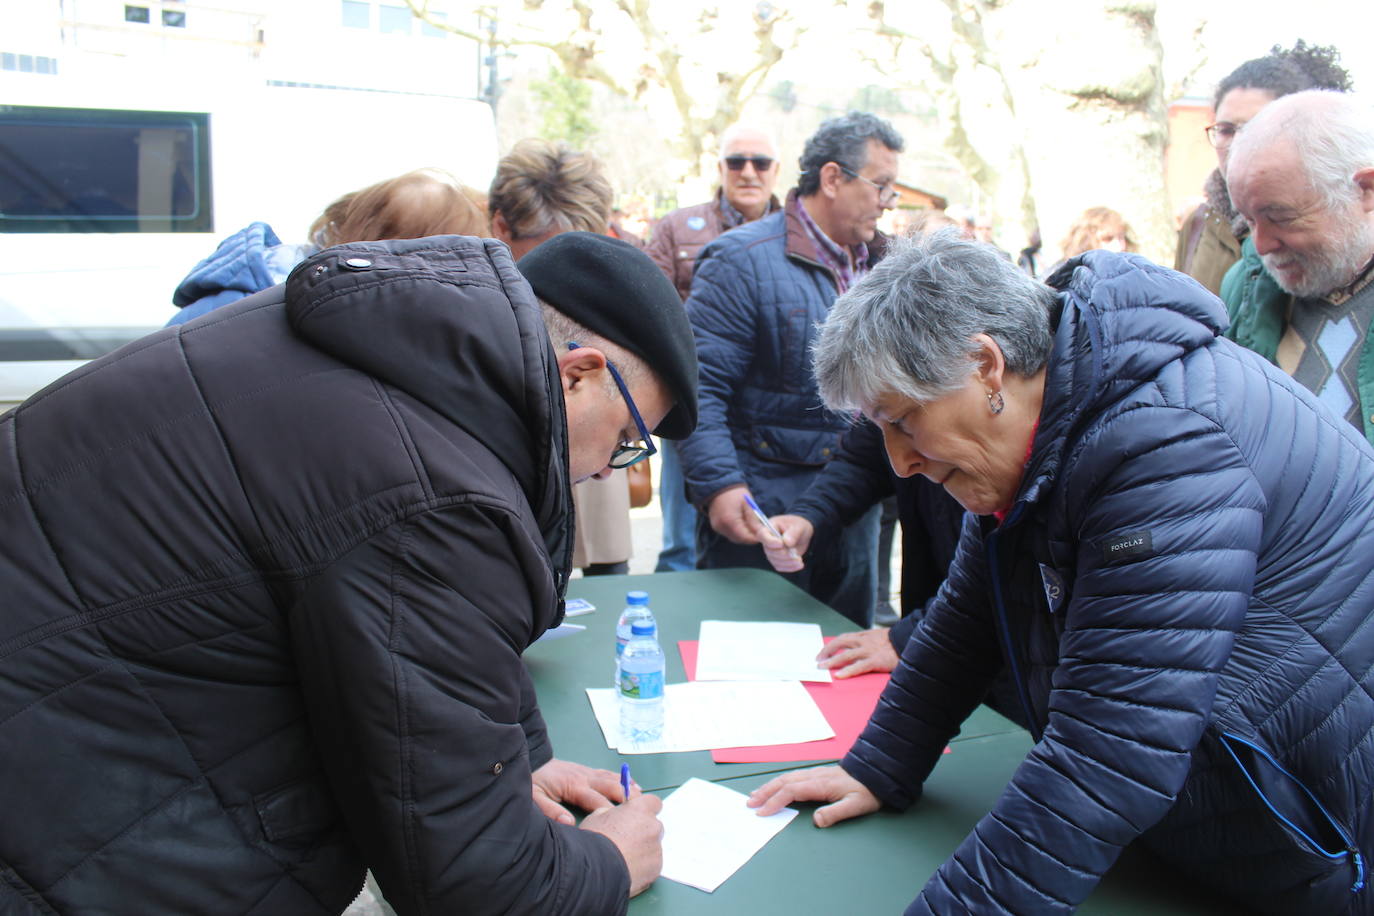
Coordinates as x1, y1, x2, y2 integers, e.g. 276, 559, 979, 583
378, 4, 412, 34
420, 11, 448, 38
0, 106, 213, 234
2, 53, 58, 74
341, 0, 370, 29
162, 10, 187, 28
124, 5, 150, 23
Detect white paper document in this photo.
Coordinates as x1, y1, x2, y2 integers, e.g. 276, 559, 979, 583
534, 622, 585, 643
658, 778, 797, 892
585, 680, 833, 754
694, 620, 832, 683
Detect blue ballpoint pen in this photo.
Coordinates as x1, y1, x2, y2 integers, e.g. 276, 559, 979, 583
620, 763, 632, 804
742, 492, 799, 559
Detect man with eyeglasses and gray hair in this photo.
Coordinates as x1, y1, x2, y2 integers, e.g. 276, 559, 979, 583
677, 110, 904, 626
646, 122, 783, 573
1223, 89, 1374, 447
0, 231, 694, 914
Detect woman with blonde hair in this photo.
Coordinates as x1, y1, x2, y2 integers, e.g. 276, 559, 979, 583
487, 137, 636, 577
169, 168, 487, 325
308, 168, 487, 248
487, 138, 614, 260
1058, 206, 1135, 260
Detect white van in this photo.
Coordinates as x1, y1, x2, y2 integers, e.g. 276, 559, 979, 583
1, 71, 498, 410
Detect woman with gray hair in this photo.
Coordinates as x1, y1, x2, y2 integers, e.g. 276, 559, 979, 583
750, 230, 1374, 914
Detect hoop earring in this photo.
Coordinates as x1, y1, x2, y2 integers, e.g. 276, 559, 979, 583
987, 391, 1005, 415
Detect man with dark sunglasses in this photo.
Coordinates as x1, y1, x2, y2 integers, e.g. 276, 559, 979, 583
677, 111, 904, 628
646, 123, 783, 574
647, 124, 783, 302
0, 231, 696, 915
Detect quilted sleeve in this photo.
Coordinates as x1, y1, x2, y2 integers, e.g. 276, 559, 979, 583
842, 512, 1002, 809
289, 503, 629, 916
676, 239, 759, 506
790, 418, 894, 533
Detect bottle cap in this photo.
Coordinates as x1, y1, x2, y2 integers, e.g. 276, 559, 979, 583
626, 590, 650, 605
630, 621, 655, 636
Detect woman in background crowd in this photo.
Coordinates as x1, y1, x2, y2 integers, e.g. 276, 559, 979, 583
488, 138, 640, 576
168, 168, 487, 325
1058, 205, 1134, 257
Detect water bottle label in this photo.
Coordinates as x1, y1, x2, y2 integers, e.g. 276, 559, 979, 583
619, 668, 664, 700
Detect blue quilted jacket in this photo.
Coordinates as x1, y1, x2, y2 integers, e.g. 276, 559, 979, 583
677, 192, 885, 516
168, 222, 311, 326
843, 252, 1374, 915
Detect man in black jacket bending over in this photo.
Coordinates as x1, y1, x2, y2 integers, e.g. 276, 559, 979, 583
0, 232, 693, 914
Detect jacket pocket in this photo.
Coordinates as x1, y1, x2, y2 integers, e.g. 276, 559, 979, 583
254, 777, 341, 848
742, 421, 840, 469
1217, 732, 1365, 913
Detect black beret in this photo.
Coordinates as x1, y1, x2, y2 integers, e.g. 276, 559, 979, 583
517, 231, 698, 439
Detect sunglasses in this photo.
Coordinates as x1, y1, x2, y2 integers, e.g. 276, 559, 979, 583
722, 155, 775, 172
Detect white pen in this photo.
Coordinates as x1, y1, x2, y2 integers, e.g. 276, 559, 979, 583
742, 492, 799, 559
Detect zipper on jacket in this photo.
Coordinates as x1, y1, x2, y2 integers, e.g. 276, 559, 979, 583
986, 504, 1040, 737
1219, 731, 1365, 892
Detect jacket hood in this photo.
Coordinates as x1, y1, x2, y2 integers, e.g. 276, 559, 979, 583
1023, 252, 1229, 503
173, 221, 283, 307
283, 235, 573, 594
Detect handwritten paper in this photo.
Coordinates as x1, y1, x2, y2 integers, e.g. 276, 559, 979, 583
659, 778, 797, 892
585, 680, 833, 754
694, 620, 831, 683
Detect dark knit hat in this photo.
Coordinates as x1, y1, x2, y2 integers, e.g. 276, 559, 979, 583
518, 231, 698, 439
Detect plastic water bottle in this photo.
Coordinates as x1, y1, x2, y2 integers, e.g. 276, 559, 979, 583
619, 621, 665, 744
615, 590, 655, 687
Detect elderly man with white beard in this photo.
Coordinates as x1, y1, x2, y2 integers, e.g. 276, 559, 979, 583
1223, 89, 1374, 445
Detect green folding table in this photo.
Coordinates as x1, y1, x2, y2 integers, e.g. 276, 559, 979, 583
531, 569, 1245, 914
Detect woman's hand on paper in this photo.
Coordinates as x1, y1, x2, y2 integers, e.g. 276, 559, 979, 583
816, 628, 899, 678
532, 758, 637, 825
746, 765, 880, 828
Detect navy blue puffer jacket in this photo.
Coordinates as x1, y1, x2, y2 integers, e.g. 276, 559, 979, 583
843, 252, 1374, 915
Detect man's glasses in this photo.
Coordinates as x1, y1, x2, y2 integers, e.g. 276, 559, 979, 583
1204, 122, 1242, 148
568, 342, 657, 469
722, 155, 775, 172
838, 164, 901, 205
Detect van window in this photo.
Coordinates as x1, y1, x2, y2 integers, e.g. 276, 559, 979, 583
0, 105, 212, 234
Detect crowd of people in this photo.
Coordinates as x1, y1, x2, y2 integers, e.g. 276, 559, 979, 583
2, 38, 1373, 916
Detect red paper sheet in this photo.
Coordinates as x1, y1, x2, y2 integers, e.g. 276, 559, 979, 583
679, 638, 890, 763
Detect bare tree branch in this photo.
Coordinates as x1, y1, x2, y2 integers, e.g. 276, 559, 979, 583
405, 0, 795, 178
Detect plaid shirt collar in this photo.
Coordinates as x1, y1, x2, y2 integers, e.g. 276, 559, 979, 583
795, 195, 870, 293
718, 190, 780, 230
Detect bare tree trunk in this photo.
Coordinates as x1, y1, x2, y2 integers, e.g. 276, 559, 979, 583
991, 0, 1174, 262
